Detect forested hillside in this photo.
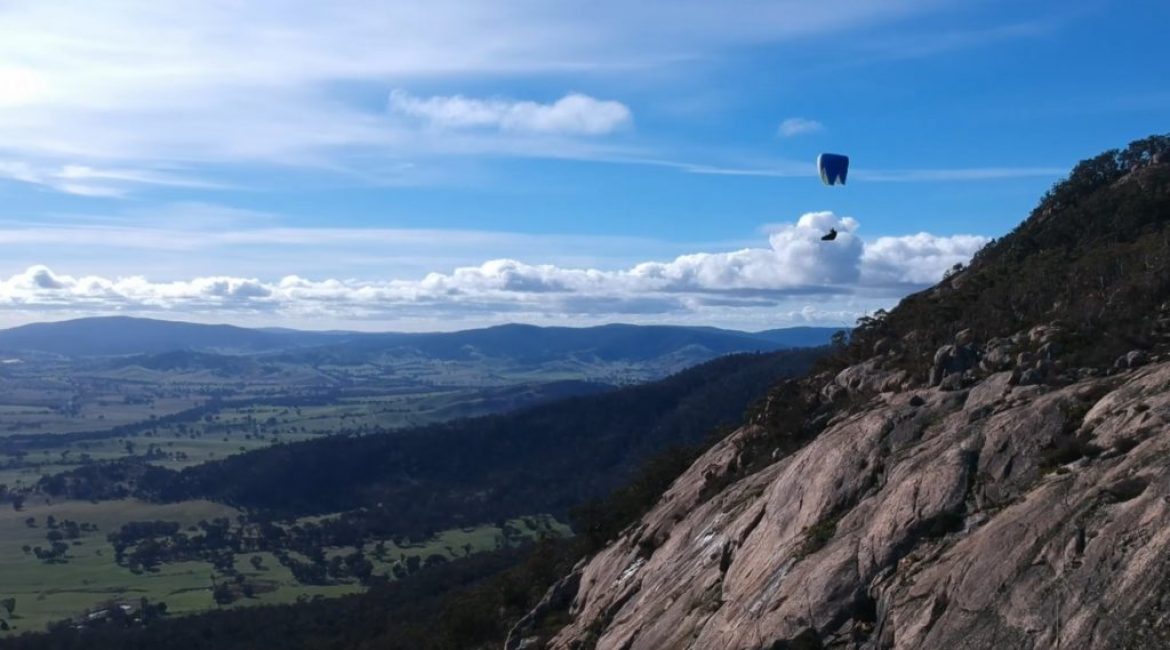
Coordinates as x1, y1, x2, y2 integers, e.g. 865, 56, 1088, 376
41, 348, 825, 535
839, 134, 1170, 378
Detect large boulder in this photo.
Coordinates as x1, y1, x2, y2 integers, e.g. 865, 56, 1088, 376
832, 359, 909, 395
821, 383, 848, 403
938, 372, 965, 391
954, 328, 976, 347
1017, 368, 1044, 386
930, 344, 978, 386
1115, 349, 1149, 370
1028, 324, 1064, 345
980, 338, 1016, 372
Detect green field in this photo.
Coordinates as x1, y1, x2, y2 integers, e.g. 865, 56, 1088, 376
0, 360, 612, 480
0, 497, 567, 634
0, 499, 239, 633
0, 393, 203, 437
0, 356, 588, 634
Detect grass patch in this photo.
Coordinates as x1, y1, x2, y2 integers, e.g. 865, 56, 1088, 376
0, 499, 567, 635
797, 513, 842, 558
0, 499, 239, 634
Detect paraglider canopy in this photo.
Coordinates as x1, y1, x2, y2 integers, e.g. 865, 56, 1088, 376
817, 153, 849, 186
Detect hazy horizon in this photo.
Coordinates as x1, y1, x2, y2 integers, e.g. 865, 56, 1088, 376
0, 312, 848, 336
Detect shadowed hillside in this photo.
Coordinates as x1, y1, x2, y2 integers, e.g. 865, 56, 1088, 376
838, 134, 1170, 379
40, 348, 825, 533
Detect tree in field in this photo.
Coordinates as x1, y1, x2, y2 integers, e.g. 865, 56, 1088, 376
830, 330, 848, 349
0, 597, 15, 617
212, 581, 234, 606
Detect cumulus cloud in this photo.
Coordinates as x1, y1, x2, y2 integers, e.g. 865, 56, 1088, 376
0, 213, 987, 327
861, 232, 989, 284
388, 91, 632, 135
778, 117, 824, 137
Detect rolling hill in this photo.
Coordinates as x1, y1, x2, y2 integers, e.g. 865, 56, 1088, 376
0, 316, 332, 356
0, 317, 838, 371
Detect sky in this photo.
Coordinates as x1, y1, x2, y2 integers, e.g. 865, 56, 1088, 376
0, 0, 1167, 332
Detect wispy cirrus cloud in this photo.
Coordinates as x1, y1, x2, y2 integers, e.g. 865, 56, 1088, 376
0, 0, 948, 195
604, 156, 1065, 182
0, 160, 222, 197
849, 18, 1062, 63
851, 167, 1068, 182
778, 117, 825, 137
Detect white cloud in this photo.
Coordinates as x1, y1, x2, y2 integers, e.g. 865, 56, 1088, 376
0, 0, 943, 192
388, 91, 632, 135
778, 117, 824, 137
0, 213, 988, 328
861, 232, 988, 284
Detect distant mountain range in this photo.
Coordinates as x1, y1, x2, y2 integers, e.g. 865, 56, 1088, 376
0, 316, 337, 357
0, 316, 840, 361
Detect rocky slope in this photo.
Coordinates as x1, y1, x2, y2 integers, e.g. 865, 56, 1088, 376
516, 137, 1170, 650
542, 348, 1170, 649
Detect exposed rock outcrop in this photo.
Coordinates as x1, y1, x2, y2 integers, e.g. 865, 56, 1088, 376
506, 566, 585, 650
1115, 350, 1149, 371
929, 343, 977, 387
545, 361, 1170, 650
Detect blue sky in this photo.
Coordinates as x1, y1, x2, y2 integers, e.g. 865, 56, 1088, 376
0, 0, 1166, 331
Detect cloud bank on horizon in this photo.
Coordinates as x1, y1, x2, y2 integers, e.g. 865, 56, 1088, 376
0, 213, 986, 331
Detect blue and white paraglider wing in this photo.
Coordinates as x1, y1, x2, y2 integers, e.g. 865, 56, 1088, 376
817, 153, 849, 186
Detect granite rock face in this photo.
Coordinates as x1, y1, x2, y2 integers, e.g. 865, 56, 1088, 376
545, 361, 1170, 650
